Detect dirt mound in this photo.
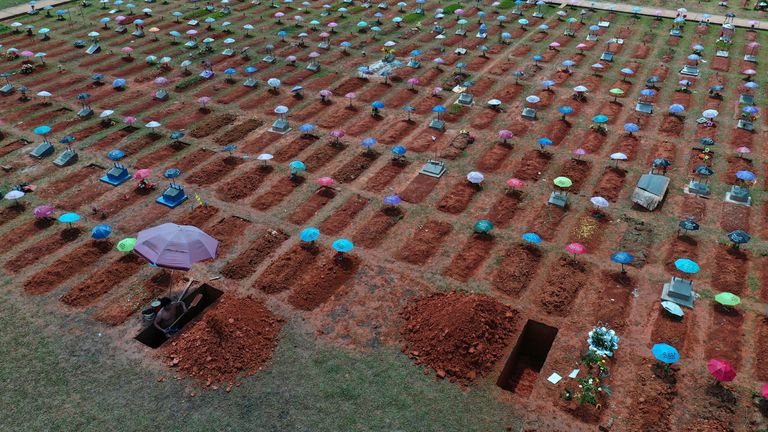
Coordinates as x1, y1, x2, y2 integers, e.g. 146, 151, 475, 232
399, 292, 519, 382
165, 295, 283, 385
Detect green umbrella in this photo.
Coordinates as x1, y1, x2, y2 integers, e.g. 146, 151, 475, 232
116, 237, 137, 252
553, 177, 573, 188
609, 88, 625, 96
714, 292, 740, 306
474, 219, 494, 233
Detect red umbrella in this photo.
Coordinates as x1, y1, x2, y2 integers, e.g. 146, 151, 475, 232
506, 178, 525, 188
133, 169, 151, 180
762, 383, 768, 399
707, 358, 736, 382
316, 176, 335, 187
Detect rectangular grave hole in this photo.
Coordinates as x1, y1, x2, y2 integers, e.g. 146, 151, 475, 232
496, 320, 558, 396
134, 284, 224, 349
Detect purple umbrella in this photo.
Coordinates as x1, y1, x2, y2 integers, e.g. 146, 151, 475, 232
134, 223, 219, 271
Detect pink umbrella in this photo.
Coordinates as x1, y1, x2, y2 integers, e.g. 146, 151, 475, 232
345, 92, 356, 107
308, 51, 320, 58
20, 50, 34, 57
432, 87, 443, 96
316, 177, 335, 187
133, 169, 152, 180
407, 77, 420, 87
115, 15, 126, 22
549, 42, 561, 49
154, 77, 168, 86
708, 359, 736, 382
123, 116, 137, 125
286, 55, 297, 63
274, 12, 285, 18
186, 29, 198, 36
762, 383, 768, 399
319, 89, 333, 98
327, 22, 338, 29
198, 96, 211, 106
506, 178, 525, 188
330, 129, 345, 139
33, 204, 55, 219
743, 69, 757, 76
120, 46, 134, 54
454, 8, 464, 15
576, 43, 587, 50
498, 129, 513, 142
319, 32, 330, 38
566, 242, 587, 257
134, 223, 218, 271
736, 146, 751, 157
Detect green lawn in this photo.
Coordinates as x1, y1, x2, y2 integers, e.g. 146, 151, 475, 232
0, 0, 30, 11
0, 289, 523, 432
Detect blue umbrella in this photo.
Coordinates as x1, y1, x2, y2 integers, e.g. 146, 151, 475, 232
59, 135, 75, 144
164, 168, 181, 182
653, 158, 670, 168
736, 170, 756, 181
611, 251, 634, 272
695, 165, 713, 176
170, 131, 185, 140
222, 144, 237, 154
112, 78, 126, 88
107, 149, 125, 160
91, 224, 113, 240
728, 230, 751, 246
522, 232, 541, 244
300, 227, 320, 242
371, 101, 385, 109
589, 25, 600, 31
432, 105, 447, 113
332, 238, 354, 253
410, 49, 422, 56
289, 161, 306, 173
224, 67, 237, 76
562, 60, 575, 67
512, 70, 525, 78
532, 55, 543, 62
669, 104, 685, 114
58, 212, 81, 227
383, 195, 401, 205
700, 137, 715, 146
392, 146, 407, 155
299, 123, 316, 134
640, 88, 656, 97
33, 125, 51, 135
743, 106, 759, 114
623, 123, 640, 134
558, 106, 574, 116
651, 343, 680, 364
542, 80, 555, 88
744, 81, 759, 89
538, 137, 552, 148
91, 74, 103, 82
245, 66, 258, 73
592, 114, 609, 123
674, 258, 700, 274
361, 137, 377, 149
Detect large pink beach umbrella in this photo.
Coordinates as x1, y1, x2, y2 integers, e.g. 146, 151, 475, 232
134, 223, 218, 271
707, 359, 736, 383
566, 242, 587, 258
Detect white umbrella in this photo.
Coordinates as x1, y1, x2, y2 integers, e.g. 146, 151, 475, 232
466, 171, 485, 184
525, 95, 540, 104
702, 109, 719, 119
573, 85, 588, 92
4, 190, 24, 200
36, 91, 52, 97
590, 196, 609, 208
610, 152, 628, 161
100, 109, 114, 118
145, 121, 161, 128
257, 153, 274, 161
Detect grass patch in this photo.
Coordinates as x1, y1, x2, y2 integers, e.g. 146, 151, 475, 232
403, 12, 423, 23
174, 75, 202, 90
0, 23, 10, 34
442, 3, 463, 14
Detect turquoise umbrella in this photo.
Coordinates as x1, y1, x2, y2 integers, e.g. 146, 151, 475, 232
300, 227, 320, 242
58, 212, 81, 228
674, 258, 699, 274
332, 238, 354, 253
289, 160, 306, 173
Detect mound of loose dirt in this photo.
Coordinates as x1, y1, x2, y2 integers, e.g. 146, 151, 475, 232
399, 292, 519, 382
165, 295, 283, 385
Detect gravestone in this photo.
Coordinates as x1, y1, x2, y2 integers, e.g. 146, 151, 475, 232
457, 93, 473, 106
53, 148, 78, 167
737, 119, 754, 131
600, 51, 614, 62
661, 277, 695, 308
419, 159, 446, 178
100, 163, 131, 186
548, 191, 567, 208
679, 65, 700, 76
635, 101, 653, 113
429, 118, 445, 130
271, 118, 290, 133
521, 107, 537, 119
29, 141, 54, 159
685, 179, 710, 196
156, 183, 188, 208
725, 185, 751, 205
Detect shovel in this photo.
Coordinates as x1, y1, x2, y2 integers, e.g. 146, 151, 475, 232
165, 294, 202, 334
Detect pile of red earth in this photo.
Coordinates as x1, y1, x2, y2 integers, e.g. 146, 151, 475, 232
399, 291, 519, 382
164, 295, 283, 385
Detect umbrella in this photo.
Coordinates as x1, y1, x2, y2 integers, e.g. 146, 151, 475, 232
674, 258, 699, 274
371, 101, 385, 109
383, 195, 401, 206
525, 95, 540, 104
679, 218, 700, 233
736, 170, 756, 182
91, 224, 113, 240
392, 146, 407, 156
289, 160, 306, 173
592, 114, 609, 123
522, 232, 541, 244
507, 178, 525, 189
133, 169, 151, 180
116, 237, 137, 252
714, 292, 741, 306
695, 166, 714, 177
591, 196, 609, 208
134, 223, 218, 271
651, 343, 680, 364
361, 138, 377, 149
669, 104, 685, 114
611, 251, 634, 272
33, 205, 55, 219
474, 219, 493, 233
58, 212, 81, 227
653, 158, 671, 168
700, 137, 715, 146
300, 227, 320, 242
274, 106, 289, 115
34, 125, 51, 135
566, 242, 586, 256
316, 177, 334, 187
727, 230, 751, 248
170, 131, 185, 140
467, 171, 484, 184
553, 177, 572, 188
299, 124, 316, 134
702, 109, 719, 119
4, 190, 24, 202
164, 168, 181, 181
661, 301, 684, 318
332, 238, 354, 253
257, 153, 273, 164
707, 359, 736, 382
624, 123, 640, 134
108, 149, 125, 160
762, 383, 768, 400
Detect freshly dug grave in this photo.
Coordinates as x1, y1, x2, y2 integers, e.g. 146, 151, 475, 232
165, 295, 283, 385
400, 292, 519, 382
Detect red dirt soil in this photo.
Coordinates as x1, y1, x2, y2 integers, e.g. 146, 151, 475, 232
491, 244, 543, 297
399, 291, 519, 382
60, 253, 144, 307
539, 257, 589, 316
165, 295, 283, 385
255, 244, 321, 294
318, 194, 369, 235
220, 229, 289, 280
443, 234, 495, 282
287, 254, 360, 311
396, 220, 453, 265
24, 240, 113, 295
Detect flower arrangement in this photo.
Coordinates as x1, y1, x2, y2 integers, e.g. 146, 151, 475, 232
587, 325, 619, 357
